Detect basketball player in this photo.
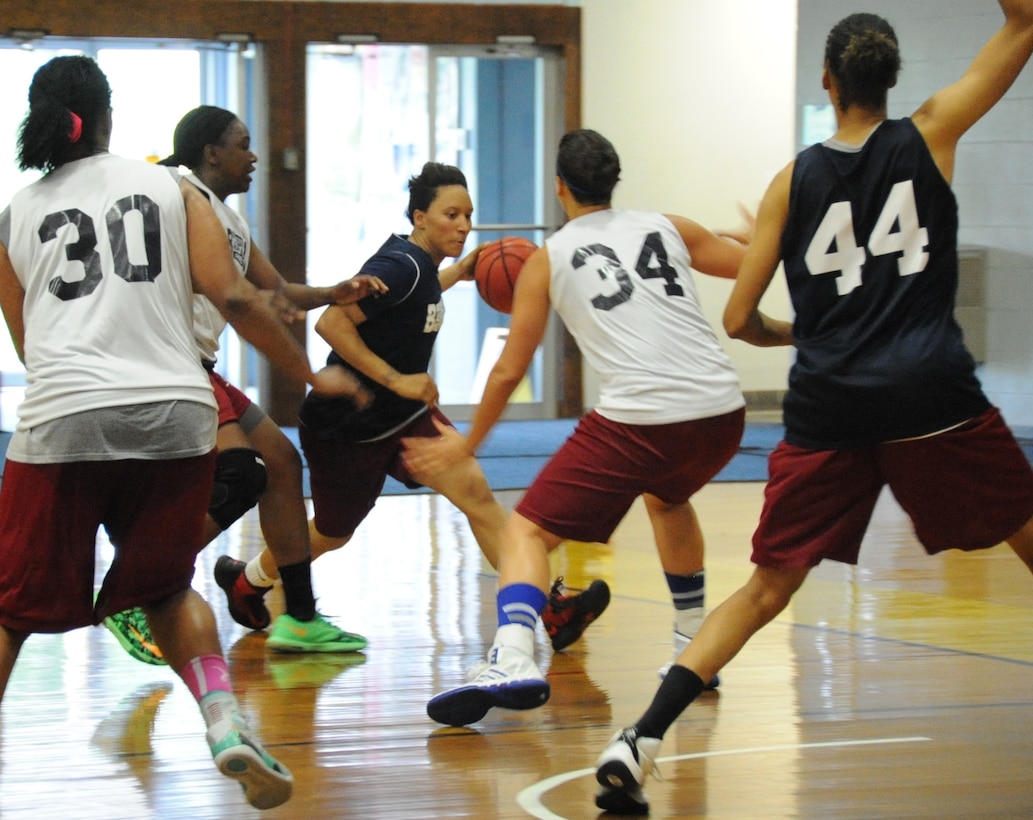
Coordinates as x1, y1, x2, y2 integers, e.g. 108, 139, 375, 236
238, 161, 610, 653
105, 105, 384, 660
592, 4, 1033, 814
0, 56, 363, 810
406, 129, 748, 729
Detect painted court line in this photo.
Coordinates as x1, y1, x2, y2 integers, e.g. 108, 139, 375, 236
516, 735, 931, 820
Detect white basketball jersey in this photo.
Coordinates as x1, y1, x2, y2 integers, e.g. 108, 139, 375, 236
546, 209, 743, 424
185, 174, 251, 363
2, 154, 214, 429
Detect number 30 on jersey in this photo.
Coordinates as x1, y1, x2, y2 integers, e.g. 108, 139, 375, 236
804, 179, 929, 295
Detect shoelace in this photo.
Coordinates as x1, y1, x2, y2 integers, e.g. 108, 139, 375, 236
548, 576, 581, 612
464, 658, 490, 681
625, 729, 664, 782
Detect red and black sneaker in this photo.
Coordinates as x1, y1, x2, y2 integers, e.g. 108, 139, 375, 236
542, 576, 611, 652
214, 554, 272, 630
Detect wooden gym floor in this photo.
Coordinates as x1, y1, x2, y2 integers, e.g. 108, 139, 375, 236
1, 479, 1032, 819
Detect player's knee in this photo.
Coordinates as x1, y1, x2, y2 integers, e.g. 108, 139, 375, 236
459, 466, 495, 505
209, 447, 268, 530
260, 432, 303, 477
311, 527, 351, 557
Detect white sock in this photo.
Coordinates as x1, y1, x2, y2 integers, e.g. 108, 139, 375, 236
674, 606, 705, 638
244, 556, 276, 589
493, 623, 535, 657
199, 691, 241, 730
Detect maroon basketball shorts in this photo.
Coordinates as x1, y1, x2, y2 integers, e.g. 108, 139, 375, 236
516, 407, 745, 544
752, 407, 1033, 568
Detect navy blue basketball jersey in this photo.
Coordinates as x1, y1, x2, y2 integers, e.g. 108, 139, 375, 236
300, 233, 444, 441
780, 118, 988, 449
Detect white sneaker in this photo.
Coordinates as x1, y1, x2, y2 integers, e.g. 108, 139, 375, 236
464, 658, 490, 681
595, 727, 662, 810
427, 646, 550, 726
658, 630, 720, 689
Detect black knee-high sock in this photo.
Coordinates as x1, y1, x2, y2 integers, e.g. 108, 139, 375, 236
634, 665, 706, 740
279, 558, 316, 621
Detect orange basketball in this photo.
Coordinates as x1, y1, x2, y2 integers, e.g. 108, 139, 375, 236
474, 236, 537, 314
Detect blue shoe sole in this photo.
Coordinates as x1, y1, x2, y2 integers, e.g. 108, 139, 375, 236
427, 679, 550, 726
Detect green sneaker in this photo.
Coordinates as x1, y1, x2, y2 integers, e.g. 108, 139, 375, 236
104, 607, 167, 666
207, 709, 293, 810
265, 612, 368, 654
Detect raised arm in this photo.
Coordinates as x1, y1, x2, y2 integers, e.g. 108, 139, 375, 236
246, 243, 387, 321
722, 163, 796, 347
914, 0, 1033, 181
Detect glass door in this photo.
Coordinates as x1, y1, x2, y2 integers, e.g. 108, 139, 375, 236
305, 42, 564, 421
0, 36, 258, 429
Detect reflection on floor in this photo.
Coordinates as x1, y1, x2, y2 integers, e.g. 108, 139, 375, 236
2, 483, 1033, 819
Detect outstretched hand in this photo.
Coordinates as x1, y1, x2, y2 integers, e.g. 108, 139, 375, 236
264, 286, 305, 324
455, 242, 492, 281
716, 202, 757, 246
309, 364, 373, 408
402, 416, 472, 481
329, 275, 388, 305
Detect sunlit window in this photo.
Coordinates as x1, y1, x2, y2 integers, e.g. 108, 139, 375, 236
99, 49, 201, 162
305, 44, 550, 409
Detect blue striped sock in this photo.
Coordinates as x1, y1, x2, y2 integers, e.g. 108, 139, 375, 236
497, 583, 548, 630
664, 570, 705, 611
666, 570, 705, 635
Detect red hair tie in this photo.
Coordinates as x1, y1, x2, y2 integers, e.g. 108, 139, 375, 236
68, 111, 83, 144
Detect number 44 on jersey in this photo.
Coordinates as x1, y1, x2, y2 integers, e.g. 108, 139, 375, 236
805, 180, 929, 295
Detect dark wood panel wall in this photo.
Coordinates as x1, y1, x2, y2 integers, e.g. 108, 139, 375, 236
2, 1, 583, 422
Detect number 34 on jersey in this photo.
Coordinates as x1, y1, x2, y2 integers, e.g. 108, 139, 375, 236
804, 179, 929, 295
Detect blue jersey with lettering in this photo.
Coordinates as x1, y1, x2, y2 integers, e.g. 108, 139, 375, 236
300, 233, 444, 441
780, 118, 988, 449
